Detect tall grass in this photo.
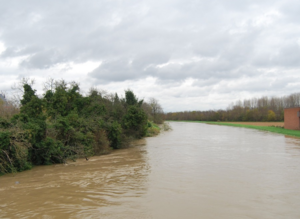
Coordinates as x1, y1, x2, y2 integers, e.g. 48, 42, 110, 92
0, 100, 19, 120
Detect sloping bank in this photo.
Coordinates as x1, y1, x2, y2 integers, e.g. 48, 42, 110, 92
170, 121, 300, 138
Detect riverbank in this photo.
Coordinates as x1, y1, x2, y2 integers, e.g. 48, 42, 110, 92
146, 121, 161, 136
170, 121, 300, 138
0, 80, 165, 175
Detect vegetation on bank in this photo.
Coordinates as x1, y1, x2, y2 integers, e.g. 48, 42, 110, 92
0, 79, 166, 175
173, 121, 300, 138
145, 121, 172, 137
165, 92, 300, 122
146, 121, 161, 137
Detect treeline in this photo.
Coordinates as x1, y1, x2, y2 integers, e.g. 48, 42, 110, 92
165, 92, 300, 122
0, 79, 163, 174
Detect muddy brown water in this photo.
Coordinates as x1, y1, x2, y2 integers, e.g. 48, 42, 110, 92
1, 122, 300, 219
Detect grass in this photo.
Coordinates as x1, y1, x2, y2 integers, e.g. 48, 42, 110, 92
170, 120, 300, 138
146, 121, 172, 137
146, 121, 161, 137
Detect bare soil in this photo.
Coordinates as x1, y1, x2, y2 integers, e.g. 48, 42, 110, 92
222, 122, 284, 127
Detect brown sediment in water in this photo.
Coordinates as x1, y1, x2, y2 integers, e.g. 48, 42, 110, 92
0, 122, 300, 219
0, 145, 150, 218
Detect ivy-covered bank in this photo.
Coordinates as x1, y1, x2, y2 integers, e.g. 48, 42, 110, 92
0, 81, 158, 174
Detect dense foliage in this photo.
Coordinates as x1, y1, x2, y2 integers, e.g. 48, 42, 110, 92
166, 93, 300, 122
0, 81, 149, 174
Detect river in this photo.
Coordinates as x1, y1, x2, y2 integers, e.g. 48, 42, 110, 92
1, 122, 300, 218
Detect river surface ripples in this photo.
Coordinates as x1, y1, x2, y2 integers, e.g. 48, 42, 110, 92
1, 122, 300, 218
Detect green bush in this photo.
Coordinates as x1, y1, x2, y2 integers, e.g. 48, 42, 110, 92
107, 121, 122, 149
0, 81, 154, 175
122, 105, 147, 138
0, 130, 32, 174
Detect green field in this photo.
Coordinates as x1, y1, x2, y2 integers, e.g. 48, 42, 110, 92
172, 121, 300, 138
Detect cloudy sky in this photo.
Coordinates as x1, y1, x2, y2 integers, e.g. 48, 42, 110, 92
0, 0, 300, 111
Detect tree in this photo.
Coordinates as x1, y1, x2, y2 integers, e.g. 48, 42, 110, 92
122, 105, 147, 138
125, 89, 143, 107
148, 97, 164, 124
267, 110, 276, 121
11, 77, 35, 106
0, 78, 154, 174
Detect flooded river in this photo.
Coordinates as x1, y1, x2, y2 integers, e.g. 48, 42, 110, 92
1, 122, 300, 218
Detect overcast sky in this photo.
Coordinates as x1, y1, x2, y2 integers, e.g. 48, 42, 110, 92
0, 0, 300, 112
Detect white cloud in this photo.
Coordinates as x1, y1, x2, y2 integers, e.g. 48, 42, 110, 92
252, 10, 282, 27
0, 0, 299, 111
0, 41, 6, 55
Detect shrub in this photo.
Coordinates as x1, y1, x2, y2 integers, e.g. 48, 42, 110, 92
107, 121, 122, 149
93, 129, 110, 154
0, 81, 156, 175
146, 127, 160, 137
122, 105, 147, 138
0, 129, 32, 174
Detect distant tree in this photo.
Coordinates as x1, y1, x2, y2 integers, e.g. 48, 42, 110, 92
267, 110, 276, 121
148, 97, 164, 124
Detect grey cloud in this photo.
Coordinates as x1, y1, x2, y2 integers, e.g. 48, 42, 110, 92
20, 49, 66, 69
89, 51, 170, 81
0, 0, 300, 111
253, 42, 300, 68
89, 59, 137, 82
151, 58, 254, 81
281, 0, 300, 23
3, 45, 45, 59
273, 43, 300, 67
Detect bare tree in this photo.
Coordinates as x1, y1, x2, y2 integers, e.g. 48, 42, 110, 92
148, 97, 164, 124
43, 77, 55, 93
11, 77, 35, 106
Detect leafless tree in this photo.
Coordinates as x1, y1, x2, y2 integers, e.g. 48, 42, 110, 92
148, 97, 164, 124
165, 92, 300, 122
43, 78, 55, 93
11, 77, 35, 107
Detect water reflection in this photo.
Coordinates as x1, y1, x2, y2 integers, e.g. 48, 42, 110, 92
284, 135, 300, 156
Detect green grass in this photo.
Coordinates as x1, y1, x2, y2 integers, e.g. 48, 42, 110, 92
151, 123, 160, 130
170, 120, 300, 138
146, 121, 161, 137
